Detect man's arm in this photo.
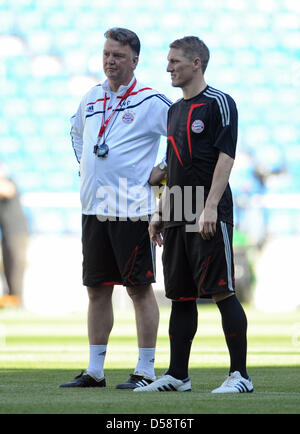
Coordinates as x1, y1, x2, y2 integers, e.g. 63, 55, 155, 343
148, 186, 167, 246
199, 151, 234, 240
70, 99, 86, 164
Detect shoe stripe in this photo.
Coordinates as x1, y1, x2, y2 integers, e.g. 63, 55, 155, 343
234, 383, 244, 392
234, 381, 250, 393
156, 384, 175, 392
238, 382, 245, 392
136, 379, 149, 387
135, 376, 192, 392
169, 383, 177, 391
156, 383, 180, 392
242, 381, 252, 392
242, 382, 249, 392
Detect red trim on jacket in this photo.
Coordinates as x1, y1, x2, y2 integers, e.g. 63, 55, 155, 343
168, 136, 183, 167
186, 103, 207, 159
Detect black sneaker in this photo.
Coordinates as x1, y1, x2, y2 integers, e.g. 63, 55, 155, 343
59, 371, 106, 388
116, 373, 155, 390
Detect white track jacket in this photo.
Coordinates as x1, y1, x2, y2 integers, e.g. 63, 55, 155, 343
71, 76, 171, 218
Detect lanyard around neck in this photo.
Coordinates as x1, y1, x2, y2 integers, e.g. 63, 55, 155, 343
98, 78, 137, 138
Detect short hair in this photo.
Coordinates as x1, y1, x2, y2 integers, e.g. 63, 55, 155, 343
169, 36, 210, 73
104, 27, 141, 57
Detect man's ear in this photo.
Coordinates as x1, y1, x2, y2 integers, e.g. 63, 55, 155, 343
133, 56, 139, 70
193, 57, 202, 72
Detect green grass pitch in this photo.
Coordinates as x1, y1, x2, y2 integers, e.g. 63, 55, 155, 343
0, 305, 300, 414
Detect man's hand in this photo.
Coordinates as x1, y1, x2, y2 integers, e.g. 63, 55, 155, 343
148, 212, 164, 246
198, 206, 217, 240
148, 165, 167, 186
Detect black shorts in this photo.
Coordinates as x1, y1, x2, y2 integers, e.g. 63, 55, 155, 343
162, 221, 235, 300
82, 215, 156, 288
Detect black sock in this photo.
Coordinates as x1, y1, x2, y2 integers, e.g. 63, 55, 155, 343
216, 295, 248, 379
166, 300, 198, 380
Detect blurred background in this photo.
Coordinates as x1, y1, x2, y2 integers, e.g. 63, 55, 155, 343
0, 0, 299, 313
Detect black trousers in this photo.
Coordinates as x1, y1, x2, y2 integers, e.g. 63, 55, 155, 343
0, 194, 29, 298
0, 235, 28, 297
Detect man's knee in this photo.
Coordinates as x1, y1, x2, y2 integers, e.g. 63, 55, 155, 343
127, 285, 158, 308
212, 291, 235, 303
126, 284, 153, 298
87, 285, 113, 302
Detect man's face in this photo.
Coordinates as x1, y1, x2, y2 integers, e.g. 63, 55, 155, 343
167, 47, 198, 88
103, 38, 138, 86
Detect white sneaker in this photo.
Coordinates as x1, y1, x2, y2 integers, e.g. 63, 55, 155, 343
133, 374, 191, 392
211, 371, 254, 394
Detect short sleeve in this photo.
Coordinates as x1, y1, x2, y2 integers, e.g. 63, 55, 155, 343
148, 94, 172, 137
212, 95, 238, 159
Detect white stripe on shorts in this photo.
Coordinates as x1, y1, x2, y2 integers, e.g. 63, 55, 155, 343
220, 221, 234, 291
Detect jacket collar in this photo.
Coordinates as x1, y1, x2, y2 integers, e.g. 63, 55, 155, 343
102, 75, 136, 95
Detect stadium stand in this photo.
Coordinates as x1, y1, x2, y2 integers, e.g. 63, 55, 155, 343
0, 0, 299, 240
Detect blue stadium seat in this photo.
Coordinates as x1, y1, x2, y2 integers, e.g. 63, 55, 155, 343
0, 0, 299, 234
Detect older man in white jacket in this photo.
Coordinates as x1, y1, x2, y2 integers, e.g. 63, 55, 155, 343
60, 28, 170, 390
